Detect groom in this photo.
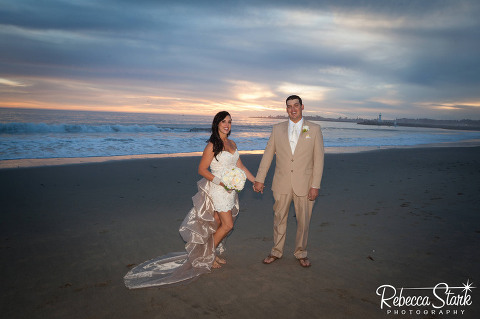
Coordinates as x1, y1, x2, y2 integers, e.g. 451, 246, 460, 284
254, 95, 324, 268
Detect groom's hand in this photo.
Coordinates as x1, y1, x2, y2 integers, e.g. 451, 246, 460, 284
307, 187, 319, 201
253, 181, 265, 194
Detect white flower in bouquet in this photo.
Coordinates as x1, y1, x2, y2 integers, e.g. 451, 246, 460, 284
221, 167, 247, 192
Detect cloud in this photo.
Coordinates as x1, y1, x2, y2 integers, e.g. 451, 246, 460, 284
0, 0, 479, 119
277, 83, 331, 103
0, 78, 27, 87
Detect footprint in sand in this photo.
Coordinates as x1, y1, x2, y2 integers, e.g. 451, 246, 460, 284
94, 280, 111, 287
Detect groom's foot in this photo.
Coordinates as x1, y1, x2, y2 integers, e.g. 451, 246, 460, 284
215, 256, 227, 264
262, 255, 281, 264
298, 257, 311, 268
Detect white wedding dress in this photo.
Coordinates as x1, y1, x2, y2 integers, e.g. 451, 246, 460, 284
124, 150, 240, 289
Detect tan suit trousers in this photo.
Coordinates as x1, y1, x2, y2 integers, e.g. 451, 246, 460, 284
271, 190, 314, 259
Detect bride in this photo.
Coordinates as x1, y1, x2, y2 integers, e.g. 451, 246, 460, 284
124, 111, 255, 288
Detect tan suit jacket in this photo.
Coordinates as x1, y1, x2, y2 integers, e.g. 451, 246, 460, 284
255, 120, 324, 196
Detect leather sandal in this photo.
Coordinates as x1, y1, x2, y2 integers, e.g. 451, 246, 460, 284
262, 255, 281, 264
298, 257, 311, 268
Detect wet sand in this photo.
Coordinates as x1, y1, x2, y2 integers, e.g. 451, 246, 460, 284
0, 147, 479, 318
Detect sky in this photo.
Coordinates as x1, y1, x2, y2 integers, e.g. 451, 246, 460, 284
1, 0, 480, 120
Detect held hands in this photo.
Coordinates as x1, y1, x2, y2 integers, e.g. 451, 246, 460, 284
253, 181, 265, 194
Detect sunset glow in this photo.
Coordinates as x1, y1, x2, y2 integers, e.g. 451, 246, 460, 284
1, 1, 479, 119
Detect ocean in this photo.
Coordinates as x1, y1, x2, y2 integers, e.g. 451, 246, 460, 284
1, 108, 480, 161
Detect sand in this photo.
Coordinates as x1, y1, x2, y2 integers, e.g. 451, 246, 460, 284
0, 147, 479, 318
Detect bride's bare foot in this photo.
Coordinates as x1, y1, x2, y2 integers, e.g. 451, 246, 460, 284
215, 256, 226, 264
212, 260, 222, 269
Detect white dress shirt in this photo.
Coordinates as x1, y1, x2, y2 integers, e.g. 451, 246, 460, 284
288, 118, 303, 154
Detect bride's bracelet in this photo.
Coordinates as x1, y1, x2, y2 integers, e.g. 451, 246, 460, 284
212, 176, 221, 185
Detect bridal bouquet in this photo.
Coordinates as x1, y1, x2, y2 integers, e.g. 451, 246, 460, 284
221, 167, 247, 192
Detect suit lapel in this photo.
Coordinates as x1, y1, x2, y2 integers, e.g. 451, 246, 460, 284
274, 121, 290, 157
280, 121, 289, 150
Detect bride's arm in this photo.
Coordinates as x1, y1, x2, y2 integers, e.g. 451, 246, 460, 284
236, 157, 255, 183
198, 142, 225, 187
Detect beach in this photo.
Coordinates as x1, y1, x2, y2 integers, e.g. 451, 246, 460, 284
1, 146, 479, 318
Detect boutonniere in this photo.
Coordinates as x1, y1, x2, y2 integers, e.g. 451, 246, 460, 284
302, 125, 309, 133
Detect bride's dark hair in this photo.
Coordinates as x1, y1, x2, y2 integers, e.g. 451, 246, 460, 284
209, 111, 231, 159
